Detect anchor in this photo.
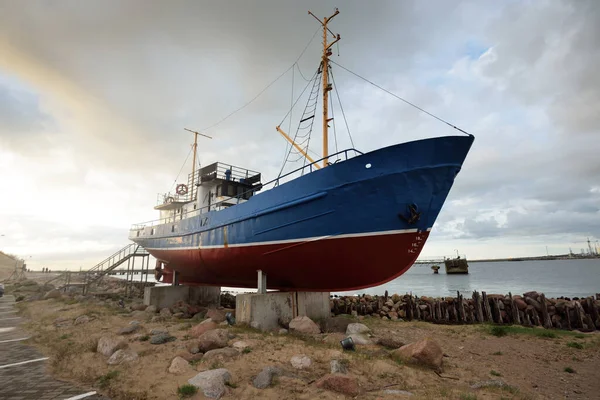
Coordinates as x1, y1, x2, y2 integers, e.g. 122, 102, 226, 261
399, 203, 421, 225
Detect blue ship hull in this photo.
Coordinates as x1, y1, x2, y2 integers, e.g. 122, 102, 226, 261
130, 135, 474, 291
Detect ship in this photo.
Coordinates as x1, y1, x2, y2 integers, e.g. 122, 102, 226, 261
128, 9, 474, 292
444, 254, 470, 274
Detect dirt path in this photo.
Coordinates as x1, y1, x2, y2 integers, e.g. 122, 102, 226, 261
0, 294, 108, 400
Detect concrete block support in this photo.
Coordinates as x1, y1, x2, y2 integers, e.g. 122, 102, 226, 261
144, 285, 221, 309
236, 291, 330, 331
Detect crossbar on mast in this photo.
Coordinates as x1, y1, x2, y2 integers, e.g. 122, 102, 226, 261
308, 8, 341, 168
184, 128, 213, 200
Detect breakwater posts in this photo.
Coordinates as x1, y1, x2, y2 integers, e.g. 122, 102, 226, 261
330, 291, 600, 331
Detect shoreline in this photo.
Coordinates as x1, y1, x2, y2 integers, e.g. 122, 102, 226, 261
4, 276, 600, 399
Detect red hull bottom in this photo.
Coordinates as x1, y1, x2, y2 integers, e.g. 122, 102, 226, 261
149, 231, 429, 292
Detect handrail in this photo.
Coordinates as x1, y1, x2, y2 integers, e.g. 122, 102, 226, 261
130, 147, 363, 231
88, 243, 137, 272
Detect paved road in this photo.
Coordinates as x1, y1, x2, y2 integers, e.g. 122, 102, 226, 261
0, 294, 108, 400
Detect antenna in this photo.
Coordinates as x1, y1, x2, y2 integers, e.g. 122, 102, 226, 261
184, 128, 213, 200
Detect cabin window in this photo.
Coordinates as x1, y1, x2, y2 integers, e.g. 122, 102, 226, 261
171, 225, 175, 232
136, 230, 140, 237
216, 185, 221, 196
151, 228, 155, 235
193, 204, 197, 209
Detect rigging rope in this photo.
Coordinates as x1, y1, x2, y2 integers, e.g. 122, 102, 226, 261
200, 28, 321, 133
329, 67, 339, 156
201, 64, 294, 133
329, 60, 473, 137
171, 145, 194, 192
329, 66, 355, 149
278, 68, 319, 127
277, 66, 322, 178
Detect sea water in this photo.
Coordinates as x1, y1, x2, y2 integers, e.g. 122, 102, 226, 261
116, 259, 600, 299
335, 259, 600, 299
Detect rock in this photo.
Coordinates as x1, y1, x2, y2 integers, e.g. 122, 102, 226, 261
129, 320, 140, 325
188, 368, 232, 399
388, 311, 399, 320
130, 310, 146, 320
514, 298, 528, 311
192, 312, 206, 321
330, 359, 348, 374
150, 329, 168, 335
525, 297, 542, 312
250, 321, 261, 330
202, 348, 239, 362
118, 324, 140, 335
385, 299, 394, 308
173, 312, 185, 319
159, 308, 172, 317
206, 308, 226, 323
392, 338, 443, 371
150, 333, 176, 345
523, 291, 540, 299
376, 337, 405, 349
187, 343, 201, 354
551, 314, 562, 327
131, 303, 146, 311
289, 316, 321, 335
346, 323, 370, 335
315, 374, 360, 397
74, 315, 91, 325
168, 356, 191, 374
232, 341, 249, 351
150, 316, 165, 323
145, 305, 157, 313
190, 319, 218, 337
198, 329, 230, 352
97, 336, 127, 357
44, 289, 61, 299
107, 349, 138, 365
347, 333, 372, 345
278, 329, 288, 334
177, 352, 204, 363
253, 366, 282, 389
290, 354, 312, 369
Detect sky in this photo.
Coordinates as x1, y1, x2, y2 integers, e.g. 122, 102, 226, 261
0, 0, 599, 271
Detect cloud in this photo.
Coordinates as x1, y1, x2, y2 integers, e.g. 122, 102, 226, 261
0, 0, 598, 268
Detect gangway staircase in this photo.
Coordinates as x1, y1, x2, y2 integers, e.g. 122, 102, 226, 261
46, 243, 151, 297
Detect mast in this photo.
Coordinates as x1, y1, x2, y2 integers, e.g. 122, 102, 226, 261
184, 128, 212, 200
309, 9, 341, 167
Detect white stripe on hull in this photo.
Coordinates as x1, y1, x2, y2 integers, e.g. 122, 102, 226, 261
145, 227, 431, 252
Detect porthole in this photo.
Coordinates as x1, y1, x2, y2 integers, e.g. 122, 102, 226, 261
365, 163, 372, 169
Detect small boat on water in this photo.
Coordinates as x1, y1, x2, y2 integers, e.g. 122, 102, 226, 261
444, 254, 470, 274
128, 9, 474, 291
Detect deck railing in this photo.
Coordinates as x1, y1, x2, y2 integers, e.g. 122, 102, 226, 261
130, 148, 363, 232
